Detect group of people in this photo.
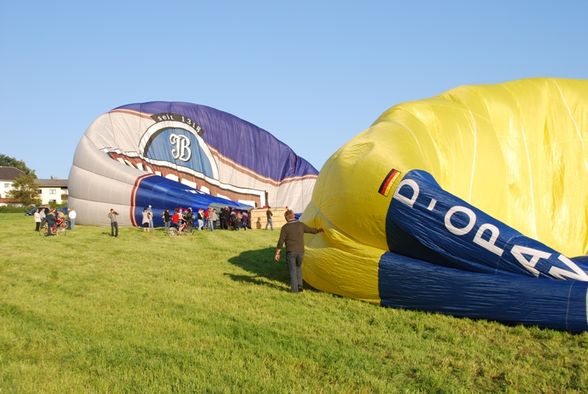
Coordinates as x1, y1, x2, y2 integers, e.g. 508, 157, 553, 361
113, 205, 256, 235
105, 205, 257, 237
34, 207, 76, 236
160, 206, 251, 233
106, 205, 279, 235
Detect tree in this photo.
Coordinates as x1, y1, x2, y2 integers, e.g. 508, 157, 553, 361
0, 154, 36, 177
8, 174, 41, 206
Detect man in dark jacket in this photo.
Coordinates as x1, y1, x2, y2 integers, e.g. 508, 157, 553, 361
45, 210, 57, 236
274, 209, 323, 293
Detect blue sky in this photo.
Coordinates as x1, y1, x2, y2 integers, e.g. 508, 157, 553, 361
1, 1, 587, 179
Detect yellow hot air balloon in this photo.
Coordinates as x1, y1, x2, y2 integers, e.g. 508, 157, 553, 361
302, 78, 588, 331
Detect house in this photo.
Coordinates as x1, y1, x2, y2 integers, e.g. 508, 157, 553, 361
37, 178, 69, 205
0, 166, 68, 206
0, 166, 25, 205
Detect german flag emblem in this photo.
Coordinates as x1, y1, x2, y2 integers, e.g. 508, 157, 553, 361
378, 169, 401, 196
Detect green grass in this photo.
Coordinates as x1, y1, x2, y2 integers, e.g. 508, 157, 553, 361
0, 213, 586, 393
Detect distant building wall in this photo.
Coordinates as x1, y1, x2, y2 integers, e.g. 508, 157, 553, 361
37, 179, 69, 205
0, 181, 14, 200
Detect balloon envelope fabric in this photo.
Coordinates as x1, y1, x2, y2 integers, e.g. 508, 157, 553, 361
68, 102, 318, 226
302, 78, 588, 332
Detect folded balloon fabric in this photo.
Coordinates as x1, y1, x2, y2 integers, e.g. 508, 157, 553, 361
302, 78, 588, 332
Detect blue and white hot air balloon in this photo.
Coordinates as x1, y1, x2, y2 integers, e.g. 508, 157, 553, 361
68, 102, 318, 226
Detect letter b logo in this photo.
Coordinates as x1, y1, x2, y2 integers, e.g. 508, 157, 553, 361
170, 134, 192, 162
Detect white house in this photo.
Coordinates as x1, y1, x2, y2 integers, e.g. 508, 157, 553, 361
0, 166, 25, 205
0, 166, 68, 206
37, 178, 69, 205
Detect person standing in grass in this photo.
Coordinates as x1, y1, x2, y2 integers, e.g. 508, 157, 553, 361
34, 208, 41, 231
207, 207, 217, 231
68, 208, 77, 230
197, 208, 204, 230
147, 205, 154, 229
171, 208, 180, 230
242, 210, 249, 230
141, 207, 150, 232
39, 207, 48, 229
108, 208, 119, 237
162, 208, 171, 231
274, 209, 323, 293
45, 210, 57, 236
265, 206, 273, 230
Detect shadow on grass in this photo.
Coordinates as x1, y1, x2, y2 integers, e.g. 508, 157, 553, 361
227, 247, 292, 291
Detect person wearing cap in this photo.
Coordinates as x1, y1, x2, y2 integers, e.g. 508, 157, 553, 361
274, 209, 323, 293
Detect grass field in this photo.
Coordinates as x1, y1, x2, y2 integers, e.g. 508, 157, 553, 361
0, 213, 586, 393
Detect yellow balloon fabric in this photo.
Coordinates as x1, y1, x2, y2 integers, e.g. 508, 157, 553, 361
302, 78, 588, 303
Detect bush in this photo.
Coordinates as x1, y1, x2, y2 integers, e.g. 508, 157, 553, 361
0, 205, 31, 214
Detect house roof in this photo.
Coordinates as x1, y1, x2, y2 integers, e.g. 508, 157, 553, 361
37, 179, 68, 188
0, 166, 68, 187
0, 166, 25, 181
